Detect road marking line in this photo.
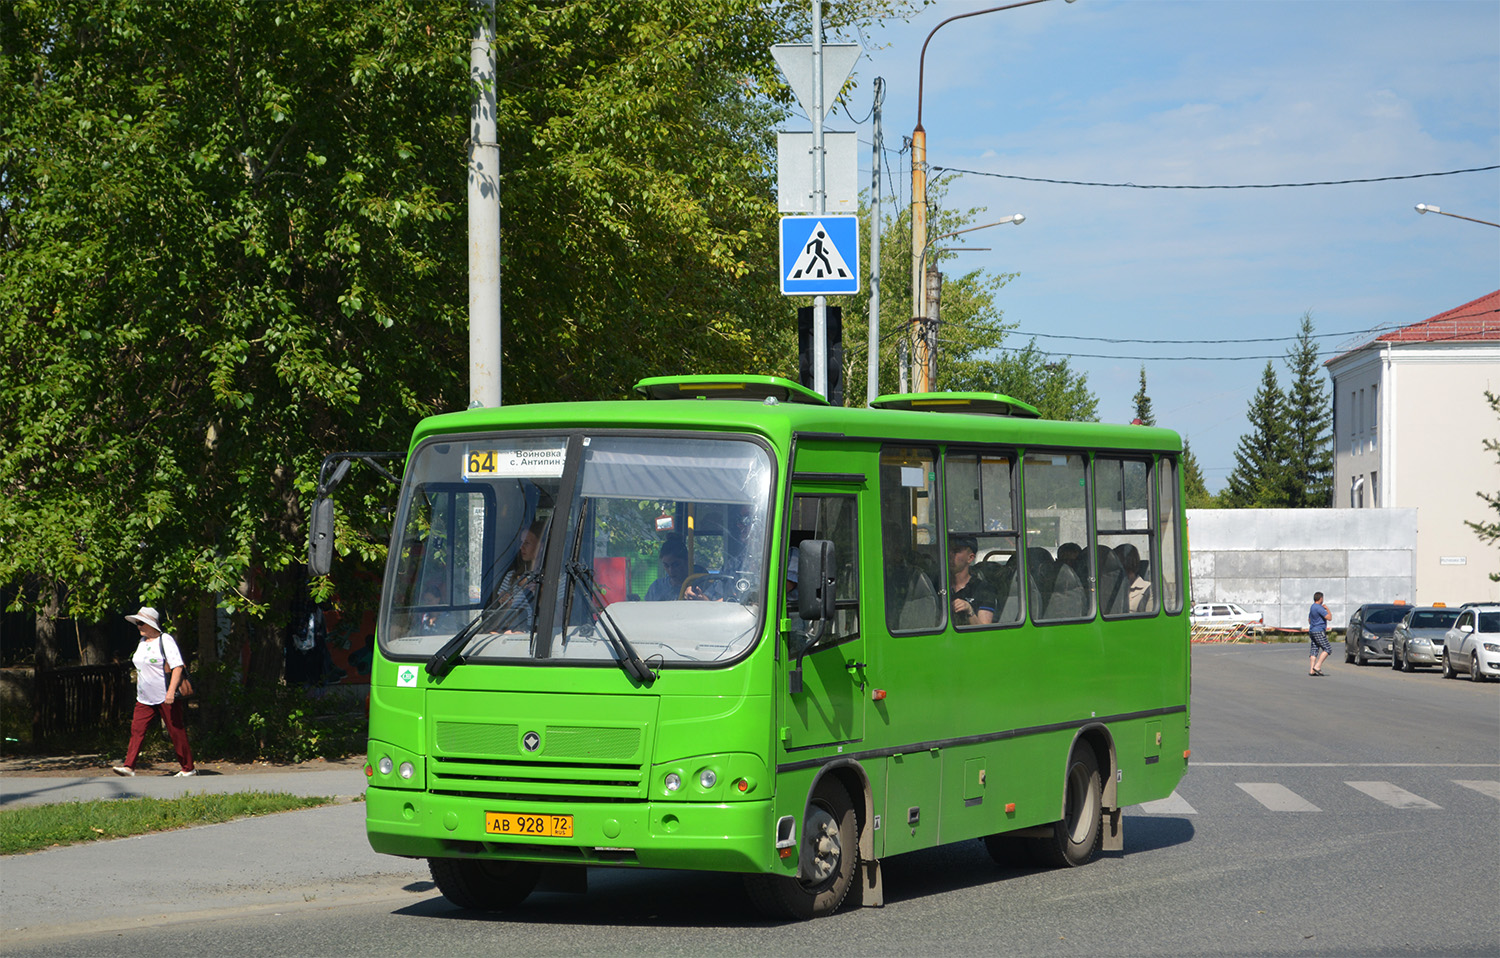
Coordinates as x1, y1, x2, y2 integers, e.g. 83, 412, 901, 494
1237, 782, 1321, 811
1133, 790, 1197, 815
1345, 781, 1441, 809
1453, 780, 1500, 800
1195, 762, 1500, 768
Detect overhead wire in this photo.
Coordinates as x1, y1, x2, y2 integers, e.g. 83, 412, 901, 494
929, 164, 1500, 190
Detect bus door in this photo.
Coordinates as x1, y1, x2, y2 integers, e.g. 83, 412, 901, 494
782, 486, 864, 750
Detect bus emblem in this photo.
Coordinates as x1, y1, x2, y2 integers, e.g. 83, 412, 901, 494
523, 731, 541, 752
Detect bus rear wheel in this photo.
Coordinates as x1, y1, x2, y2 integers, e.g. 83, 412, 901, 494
745, 779, 858, 919
429, 857, 540, 911
998, 746, 1103, 869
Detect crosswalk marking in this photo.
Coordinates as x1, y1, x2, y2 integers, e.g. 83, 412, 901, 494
1135, 790, 1197, 815
1454, 780, 1500, 800
1346, 781, 1441, 809
1236, 782, 1321, 811
1130, 780, 1500, 815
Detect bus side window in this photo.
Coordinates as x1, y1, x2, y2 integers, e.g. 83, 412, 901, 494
1095, 456, 1158, 617
1157, 457, 1184, 613
1022, 452, 1092, 624
881, 447, 943, 633
944, 449, 1021, 627
786, 494, 860, 644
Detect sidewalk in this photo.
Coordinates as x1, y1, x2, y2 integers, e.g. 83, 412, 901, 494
0, 755, 370, 808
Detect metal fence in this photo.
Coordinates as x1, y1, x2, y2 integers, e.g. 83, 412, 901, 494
1190, 622, 1266, 644
32, 663, 135, 743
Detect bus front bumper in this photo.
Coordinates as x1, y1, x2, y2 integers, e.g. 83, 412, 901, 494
366, 785, 777, 874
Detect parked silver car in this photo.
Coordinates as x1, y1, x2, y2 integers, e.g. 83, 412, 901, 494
1391, 606, 1460, 671
1442, 605, 1500, 682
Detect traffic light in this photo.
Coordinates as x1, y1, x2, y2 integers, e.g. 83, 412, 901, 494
797, 306, 843, 407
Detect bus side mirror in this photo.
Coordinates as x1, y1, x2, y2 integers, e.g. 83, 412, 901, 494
308, 497, 336, 576
798, 540, 836, 622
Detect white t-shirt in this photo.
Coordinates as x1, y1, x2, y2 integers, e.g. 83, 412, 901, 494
132, 632, 185, 705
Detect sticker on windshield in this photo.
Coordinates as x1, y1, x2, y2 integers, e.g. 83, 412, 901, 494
464, 441, 567, 479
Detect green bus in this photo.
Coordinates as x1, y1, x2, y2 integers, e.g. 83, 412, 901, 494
357, 374, 1190, 918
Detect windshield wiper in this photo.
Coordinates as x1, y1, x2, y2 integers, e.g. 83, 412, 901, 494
564, 561, 655, 687
425, 573, 538, 679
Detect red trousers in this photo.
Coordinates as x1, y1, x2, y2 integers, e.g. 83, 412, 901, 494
123, 700, 194, 771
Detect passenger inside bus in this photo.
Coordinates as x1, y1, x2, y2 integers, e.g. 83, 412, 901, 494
949, 535, 997, 626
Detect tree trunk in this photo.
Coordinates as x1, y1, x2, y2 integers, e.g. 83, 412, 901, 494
33, 580, 61, 671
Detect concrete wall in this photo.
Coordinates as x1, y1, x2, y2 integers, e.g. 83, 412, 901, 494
1187, 508, 1417, 630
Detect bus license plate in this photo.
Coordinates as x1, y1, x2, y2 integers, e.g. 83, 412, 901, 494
485, 812, 573, 838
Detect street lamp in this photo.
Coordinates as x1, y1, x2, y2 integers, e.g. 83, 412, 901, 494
1414, 204, 1500, 228
911, 215, 1025, 392
910, 0, 1070, 392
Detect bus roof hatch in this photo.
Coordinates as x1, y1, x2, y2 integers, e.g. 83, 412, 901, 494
870, 392, 1042, 419
634, 375, 830, 405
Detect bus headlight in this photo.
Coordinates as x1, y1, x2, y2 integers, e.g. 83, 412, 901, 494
664, 772, 682, 792
378, 756, 394, 776
699, 769, 717, 789
399, 762, 415, 780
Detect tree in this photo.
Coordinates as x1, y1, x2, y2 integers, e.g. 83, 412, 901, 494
1132, 365, 1157, 426
1281, 313, 1334, 507
832, 180, 1097, 420
1466, 390, 1500, 582
1221, 361, 1290, 508
0, 0, 913, 681
1182, 439, 1215, 509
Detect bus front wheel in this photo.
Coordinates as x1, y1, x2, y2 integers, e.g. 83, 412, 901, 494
429, 857, 540, 911
745, 779, 858, 919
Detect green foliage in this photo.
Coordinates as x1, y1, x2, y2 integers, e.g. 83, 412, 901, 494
1281, 313, 1333, 507
1132, 366, 1157, 426
0, 0, 917, 677
0, 792, 335, 855
1221, 314, 1334, 509
1182, 438, 1215, 508
1466, 390, 1500, 582
1221, 361, 1290, 508
192, 662, 365, 763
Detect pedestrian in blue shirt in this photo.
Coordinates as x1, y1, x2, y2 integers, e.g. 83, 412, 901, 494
1308, 591, 1331, 676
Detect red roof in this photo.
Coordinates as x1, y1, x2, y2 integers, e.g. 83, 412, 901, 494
1376, 288, 1500, 344
1327, 289, 1500, 365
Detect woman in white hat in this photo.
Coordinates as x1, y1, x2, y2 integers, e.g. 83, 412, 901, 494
113, 607, 195, 777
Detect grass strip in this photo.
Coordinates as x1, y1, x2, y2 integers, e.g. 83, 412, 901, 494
0, 791, 337, 855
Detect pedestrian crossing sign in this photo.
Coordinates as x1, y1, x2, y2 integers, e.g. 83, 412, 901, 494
780, 215, 860, 296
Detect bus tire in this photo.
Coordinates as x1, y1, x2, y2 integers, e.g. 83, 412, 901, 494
428, 857, 540, 911
744, 779, 858, 919
1032, 746, 1104, 868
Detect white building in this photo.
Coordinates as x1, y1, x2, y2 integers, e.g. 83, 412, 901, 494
1325, 289, 1500, 605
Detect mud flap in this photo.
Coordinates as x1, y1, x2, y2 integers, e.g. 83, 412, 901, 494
860, 858, 883, 907
1102, 806, 1123, 852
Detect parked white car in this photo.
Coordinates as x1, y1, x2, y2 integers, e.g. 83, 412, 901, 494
1189, 603, 1263, 626
1442, 605, 1500, 682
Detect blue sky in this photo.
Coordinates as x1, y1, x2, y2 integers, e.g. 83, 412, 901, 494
814, 0, 1499, 491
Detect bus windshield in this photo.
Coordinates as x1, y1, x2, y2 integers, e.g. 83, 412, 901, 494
379, 433, 774, 667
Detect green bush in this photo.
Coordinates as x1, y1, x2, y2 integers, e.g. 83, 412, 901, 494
190, 662, 366, 763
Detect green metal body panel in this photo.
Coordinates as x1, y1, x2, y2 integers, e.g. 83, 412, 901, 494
366, 385, 1190, 877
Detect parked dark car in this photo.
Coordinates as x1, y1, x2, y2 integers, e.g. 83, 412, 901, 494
1344, 603, 1410, 666
1391, 606, 1461, 671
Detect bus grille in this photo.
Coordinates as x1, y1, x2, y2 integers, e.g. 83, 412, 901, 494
431, 721, 646, 801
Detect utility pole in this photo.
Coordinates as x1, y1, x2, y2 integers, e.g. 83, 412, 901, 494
867, 77, 884, 405
810, 0, 828, 400
469, 0, 501, 408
